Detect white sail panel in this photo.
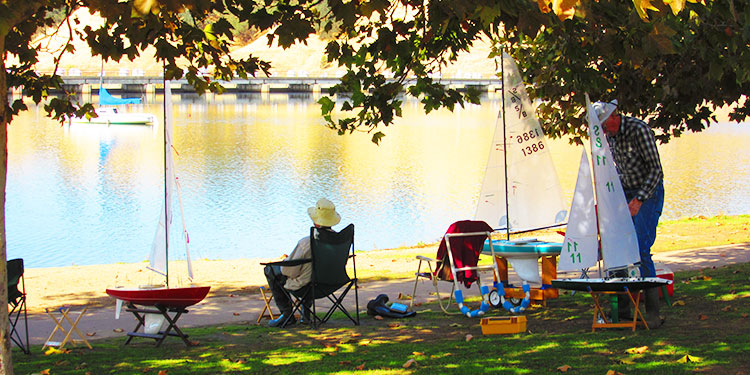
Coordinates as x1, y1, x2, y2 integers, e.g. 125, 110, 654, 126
148, 82, 175, 277
475, 52, 567, 232
585, 95, 640, 270
558, 148, 599, 271
474, 111, 508, 228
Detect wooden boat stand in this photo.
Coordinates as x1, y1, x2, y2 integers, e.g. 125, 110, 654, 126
588, 287, 649, 332
123, 303, 195, 347
493, 255, 559, 306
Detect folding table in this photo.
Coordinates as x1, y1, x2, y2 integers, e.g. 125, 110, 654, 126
43, 306, 92, 350
256, 286, 277, 323
122, 302, 195, 347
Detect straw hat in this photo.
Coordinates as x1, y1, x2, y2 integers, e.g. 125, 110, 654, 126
308, 198, 341, 227
593, 99, 618, 123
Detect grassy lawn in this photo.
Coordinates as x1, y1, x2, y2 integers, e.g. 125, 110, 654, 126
13, 261, 750, 374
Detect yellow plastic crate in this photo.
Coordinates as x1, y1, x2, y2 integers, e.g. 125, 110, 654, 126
480, 316, 527, 335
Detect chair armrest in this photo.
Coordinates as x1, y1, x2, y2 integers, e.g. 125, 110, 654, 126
261, 258, 312, 267
416, 255, 436, 262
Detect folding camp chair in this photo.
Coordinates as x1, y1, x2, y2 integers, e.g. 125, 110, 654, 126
7, 258, 29, 354
264, 224, 359, 329
410, 220, 501, 317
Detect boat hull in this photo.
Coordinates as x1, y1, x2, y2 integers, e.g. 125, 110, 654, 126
106, 286, 211, 309
551, 277, 672, 292
482, 239, 562, 259
68, 108, 156, 125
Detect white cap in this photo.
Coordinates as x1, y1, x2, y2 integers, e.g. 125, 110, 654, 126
592, 99, 618, 123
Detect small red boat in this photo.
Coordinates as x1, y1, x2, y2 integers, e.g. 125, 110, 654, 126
106, 286, 211, 309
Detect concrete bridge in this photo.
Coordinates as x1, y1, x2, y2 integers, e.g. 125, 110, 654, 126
29, 75, 501, 95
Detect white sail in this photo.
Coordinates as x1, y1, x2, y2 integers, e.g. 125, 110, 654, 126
148, 82, 195, 281
475, 52, 567, 232
558, 148, 599, 271
148, 82, 175, 277
585, 95, 640, 270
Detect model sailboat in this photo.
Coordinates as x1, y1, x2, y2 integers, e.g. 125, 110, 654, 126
475, 51, 567, 285
106, 82, 210, 309
473, 52, 568, 313
553, 94, 671, 290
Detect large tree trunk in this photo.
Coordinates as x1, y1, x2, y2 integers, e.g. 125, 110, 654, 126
0, 35, 13, 375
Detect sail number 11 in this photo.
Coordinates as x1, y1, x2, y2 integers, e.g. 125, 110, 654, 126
567, 241, 582, 264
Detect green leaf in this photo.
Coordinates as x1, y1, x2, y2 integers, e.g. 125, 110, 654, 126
318, 96, 335, 115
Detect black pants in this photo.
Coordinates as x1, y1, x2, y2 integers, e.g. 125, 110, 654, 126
264, 265, 311, 315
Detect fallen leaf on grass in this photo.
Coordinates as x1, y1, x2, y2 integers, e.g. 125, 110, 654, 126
556, 364, 572, 372
350, 332, 361, 337
742, 313, 748, 319
373, 315, 384, 320
355, 363, 365, 370
626, 346, 649, 354
233, 312, 241, 316
449, 323, 461, 327
44, 347, 71, 355
617, 358, 636, 365
86, 331, 96, 337
722, 305, 732, 312
339, 360, 351, 365
388, 322, 401, 328
698, 314, 708, 320
403, 359, 417, 368
412, 351, 424, 356
339, 337, 352, 344
358, 339, 372, 346
673, 300, 686, 306
677, 354, 703, 363
605, 370, 623, 375
465, 334, 473, 342
398, 293, 412, 300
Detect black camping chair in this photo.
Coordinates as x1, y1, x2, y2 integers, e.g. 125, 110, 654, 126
266, 224, 359, 329
8, 258, 30, 354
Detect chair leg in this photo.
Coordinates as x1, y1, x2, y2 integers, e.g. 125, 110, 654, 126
9, 298, 30, 354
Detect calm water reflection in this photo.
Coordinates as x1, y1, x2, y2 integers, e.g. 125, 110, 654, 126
7, 93, 750, 267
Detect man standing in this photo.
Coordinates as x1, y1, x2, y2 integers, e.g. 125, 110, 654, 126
594, 100, 665, 327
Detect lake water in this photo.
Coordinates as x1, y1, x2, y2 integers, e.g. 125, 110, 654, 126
7, 93, 750, 268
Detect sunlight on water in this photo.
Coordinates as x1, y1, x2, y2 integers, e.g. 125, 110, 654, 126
6, 93, 749, 267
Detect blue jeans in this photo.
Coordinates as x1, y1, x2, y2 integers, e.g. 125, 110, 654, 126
624, 182, 664, 277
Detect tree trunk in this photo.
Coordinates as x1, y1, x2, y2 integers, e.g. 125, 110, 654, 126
0, 35, 14, 375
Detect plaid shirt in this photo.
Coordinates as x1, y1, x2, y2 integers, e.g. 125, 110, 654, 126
606, 115, 664, 202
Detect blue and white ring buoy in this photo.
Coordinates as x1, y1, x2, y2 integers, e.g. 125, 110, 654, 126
494, 280, 531, 313
454, 285, 491, 318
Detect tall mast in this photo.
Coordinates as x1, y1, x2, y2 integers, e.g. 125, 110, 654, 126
163, 73, 169, 288
501, 50, 510, 241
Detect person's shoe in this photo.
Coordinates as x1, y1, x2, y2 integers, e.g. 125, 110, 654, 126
268, 314, 296, 328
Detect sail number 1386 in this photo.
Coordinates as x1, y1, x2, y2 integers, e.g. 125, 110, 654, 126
517, 129, 544, 157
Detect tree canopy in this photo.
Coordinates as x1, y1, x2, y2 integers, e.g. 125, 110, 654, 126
0, 0, 748, 372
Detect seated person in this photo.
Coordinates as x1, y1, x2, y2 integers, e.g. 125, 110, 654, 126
263, 198, 341, 327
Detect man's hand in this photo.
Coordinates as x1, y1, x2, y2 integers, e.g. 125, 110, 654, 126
628, 198, 643, 216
